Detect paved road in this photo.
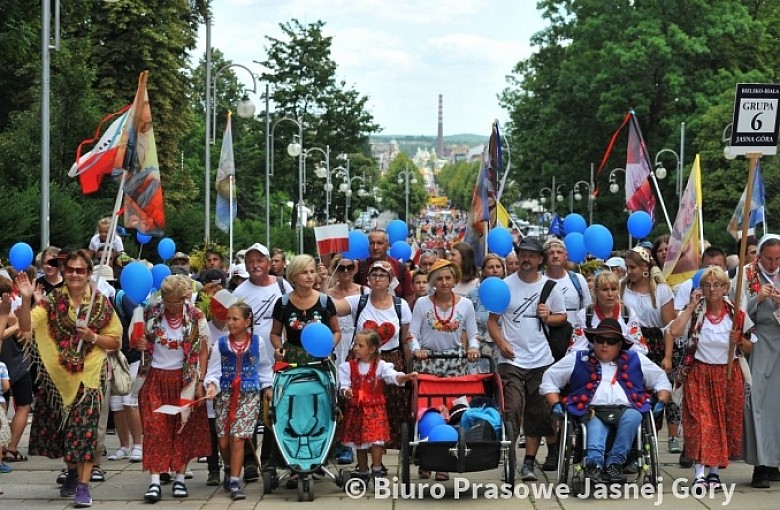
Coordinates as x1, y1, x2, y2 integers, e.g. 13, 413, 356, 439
1, 426, 777, 509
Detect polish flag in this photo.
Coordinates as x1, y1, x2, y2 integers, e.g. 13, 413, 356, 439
128, 305, 146, 348
314, 224, 349, 255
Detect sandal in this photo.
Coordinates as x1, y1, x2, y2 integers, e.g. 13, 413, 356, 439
172, 481, 189, 498
144, 483, 161, 503
2, 449, 28, 462
435, 472, 450, 481
90, 466, 105, 482
418, 468, 431, 479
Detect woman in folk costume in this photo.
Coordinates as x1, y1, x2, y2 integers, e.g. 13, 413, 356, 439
16, 250, 122, 508
135, 274, 217, 503
669, 266, 753, 489
210, 302, 272, 501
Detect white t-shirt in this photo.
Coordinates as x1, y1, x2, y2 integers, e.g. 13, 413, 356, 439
408, 295, 478, 352
621, 284, 674, 328
150, 320, 186, 370
453, 278, 479, 297
673, 279, 694, 311
496, 273, 566, 369
546, 271, 592, 325
345, 293, 412, 351
89, 234, 124, 253
233, 277, 292, 362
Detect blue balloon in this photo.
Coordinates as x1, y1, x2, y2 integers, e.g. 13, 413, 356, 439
692, 268, 705, 289
389, 240, 412, 262
8, 242, 33, 271
387, 219, 408, 244
157, 238, 176, 260
418, 410, 446, 439
583, 224, 613, 260
301, 322, 334, 358
478, 277, 511, 313
120, 261, 154, 303
627, 211, 653, 239
151, 264, 172, 290
564, 214, 587, 235
564, 232, 587, 263
343, 230, 369, 260
487, 227, 514, 257
136, 231, 152, 245
428, 424, 458, 442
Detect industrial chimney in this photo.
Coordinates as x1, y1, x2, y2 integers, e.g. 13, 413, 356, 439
437, 94, 444, 158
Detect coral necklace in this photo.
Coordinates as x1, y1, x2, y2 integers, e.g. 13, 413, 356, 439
705, 306, 727, 325
431, 293, 456, 325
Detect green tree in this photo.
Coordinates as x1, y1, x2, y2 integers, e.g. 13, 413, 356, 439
378, 154, 427, 222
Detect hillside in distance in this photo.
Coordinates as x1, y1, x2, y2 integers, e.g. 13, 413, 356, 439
371, 133, 488, 149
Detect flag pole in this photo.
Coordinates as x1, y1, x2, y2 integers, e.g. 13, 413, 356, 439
728, 153, 760, 379
649, 172, 674, 232
78, 171, 126, 353
228, 174, 234, 266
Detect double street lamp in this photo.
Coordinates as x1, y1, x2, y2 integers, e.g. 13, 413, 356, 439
271, 117, 304, 253
307, 145, 332, 223
397, 165, 418, 222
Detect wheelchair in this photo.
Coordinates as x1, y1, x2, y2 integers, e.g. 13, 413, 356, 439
556, 407, 660, 495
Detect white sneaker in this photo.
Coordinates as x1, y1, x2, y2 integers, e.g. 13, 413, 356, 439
129, 446, 143, 463
108, 448, 129, 461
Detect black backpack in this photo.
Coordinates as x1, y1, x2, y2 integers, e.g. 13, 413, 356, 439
538, 280, 573, 362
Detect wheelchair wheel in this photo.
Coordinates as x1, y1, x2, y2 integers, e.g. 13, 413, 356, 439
557, 414, 570, 486
400, 422, 411, 491
641, 414, 661, 490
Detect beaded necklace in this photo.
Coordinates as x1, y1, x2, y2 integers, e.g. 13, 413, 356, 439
430, 293, 459, 332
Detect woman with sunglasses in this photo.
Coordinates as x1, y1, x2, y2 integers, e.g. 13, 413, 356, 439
334, 260, 413, 453
16, 250, 123, 508
668, 266, 753, 490
135, 274, 216, 503
36, 246, 64, 295
569, 271, 648, 354
327, 255, 367, 367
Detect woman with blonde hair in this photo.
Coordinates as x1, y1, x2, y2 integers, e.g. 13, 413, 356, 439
668, 266, 753, 489
270, 254, 341, 365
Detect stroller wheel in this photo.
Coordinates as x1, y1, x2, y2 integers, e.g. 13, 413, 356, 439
297, 477, 304, 502
262, 470, 274, 494
307, 475, 315, 502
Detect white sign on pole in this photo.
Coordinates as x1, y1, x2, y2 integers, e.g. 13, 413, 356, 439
730, 83, 780, 156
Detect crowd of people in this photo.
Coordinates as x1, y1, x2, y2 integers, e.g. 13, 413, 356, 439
1, 214, 779, 506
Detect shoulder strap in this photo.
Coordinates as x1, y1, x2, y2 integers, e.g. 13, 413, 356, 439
319, 292, 328, 309
392, 296, 403, 323
276, 276, 285, 295
539, 279, 556, 336
114, 290, 126, 321
567, 270, 584, 309
585, 304, 594, 329
353, 294, 370, 330
621, 303, 631, 323
281, 293, 290, 307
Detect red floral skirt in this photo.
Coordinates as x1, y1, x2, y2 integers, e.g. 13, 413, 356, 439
139, 368, 211, 473
341, 401, 389, 448
682, 360, 744, 467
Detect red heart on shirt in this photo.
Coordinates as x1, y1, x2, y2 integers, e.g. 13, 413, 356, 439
361, 320, 396, 345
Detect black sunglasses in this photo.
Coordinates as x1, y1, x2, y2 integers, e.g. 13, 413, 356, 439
45, 258, 60, 268
593, 336, 621, 346
336, 264, 355, 273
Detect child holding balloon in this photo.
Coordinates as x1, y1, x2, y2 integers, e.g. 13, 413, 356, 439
209, 302, 272, 501
339, 329, 418, 480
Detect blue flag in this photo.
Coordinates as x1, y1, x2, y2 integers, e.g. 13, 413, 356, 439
548, 213, 566, 237
727, 164, 765, 239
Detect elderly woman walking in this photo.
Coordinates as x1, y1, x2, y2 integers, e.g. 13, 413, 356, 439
16, 250, 122, 508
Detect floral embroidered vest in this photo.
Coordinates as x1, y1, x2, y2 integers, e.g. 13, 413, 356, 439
348, 358, 385, 407
564, 349, 649, 416
218, 335, 261, 392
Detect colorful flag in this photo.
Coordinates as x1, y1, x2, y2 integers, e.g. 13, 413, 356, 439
314, 224, 349, 255
548, 213, 566, 237
662, 155, 702, 286
116, 71, 166, 236
496, 201, 511, 229
68, 105, 131, 194
727, 163, 766, 239
410, 240, 421, 265
215, 112, 236, 232
465, 121, 501, 264
625, 114, 657, 218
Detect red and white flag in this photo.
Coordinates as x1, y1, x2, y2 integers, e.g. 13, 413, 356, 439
314, 224, 349, 255
625, 114, 657, 218
68, 105, 130, 194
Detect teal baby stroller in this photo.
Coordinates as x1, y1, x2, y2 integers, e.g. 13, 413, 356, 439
263, 360, 341, 501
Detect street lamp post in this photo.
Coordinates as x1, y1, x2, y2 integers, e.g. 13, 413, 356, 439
653, 122, 686, 198
572, 180, 593, 224
608, 168, 635, 248
308, 146, 332, 224
397, 165, 418, 222
205, 63, 257, 243
341, 174, 367, 225
271, 117, 305, 253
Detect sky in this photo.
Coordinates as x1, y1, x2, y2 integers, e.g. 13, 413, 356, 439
196, 0, 548, 136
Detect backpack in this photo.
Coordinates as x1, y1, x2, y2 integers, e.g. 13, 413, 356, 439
280, 291, 329, 311
352, 293, 403, 345
567, 270, 585, 309
539, 280, 573, 362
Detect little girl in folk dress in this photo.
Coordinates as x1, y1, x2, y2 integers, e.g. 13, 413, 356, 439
339, 329, 417, 479
211, 302, 272, 501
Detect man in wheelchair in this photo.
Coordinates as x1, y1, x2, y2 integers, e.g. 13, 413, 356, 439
540, 318, 671, 483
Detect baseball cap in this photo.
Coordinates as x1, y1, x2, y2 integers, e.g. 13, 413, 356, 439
230, 263, 249, 279
605, 257, 627, 271
200, 268, 225, 285
245, 243, 270, 258
369, 260, 395, 277
92, 264, 115, 282
170, 252, 189, 264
